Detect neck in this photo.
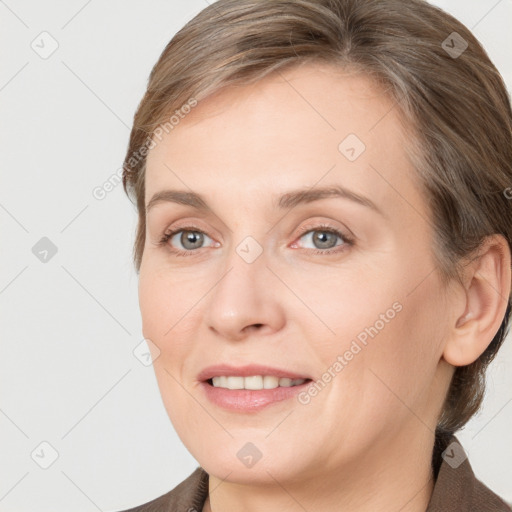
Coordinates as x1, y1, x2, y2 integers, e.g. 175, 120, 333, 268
205, 427, 436, 512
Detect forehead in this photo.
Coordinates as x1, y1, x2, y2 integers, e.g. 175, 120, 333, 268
144, 61, 424, 221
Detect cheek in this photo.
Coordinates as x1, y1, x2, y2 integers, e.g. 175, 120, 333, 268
289, 262, 401, 358
308, 259, 445, 407
138, 269, 203, 384
351, 273, 448, 419
138, 263, 202, 339
138, 272, 203, 430
138, 275, 169, 347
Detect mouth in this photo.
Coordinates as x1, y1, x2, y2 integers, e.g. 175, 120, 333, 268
197, 364, 314, 411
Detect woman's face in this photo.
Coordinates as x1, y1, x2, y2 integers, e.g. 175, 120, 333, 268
139, 62, 454, 483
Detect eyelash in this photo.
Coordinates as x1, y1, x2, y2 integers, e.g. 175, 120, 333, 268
157, 223, 354, 257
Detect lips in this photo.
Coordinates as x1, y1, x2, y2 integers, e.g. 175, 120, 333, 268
196, 363, 312, 382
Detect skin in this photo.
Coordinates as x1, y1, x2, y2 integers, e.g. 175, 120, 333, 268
139, 61, 511, 512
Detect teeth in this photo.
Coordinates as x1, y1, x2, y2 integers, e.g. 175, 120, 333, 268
211, 376, 307, 390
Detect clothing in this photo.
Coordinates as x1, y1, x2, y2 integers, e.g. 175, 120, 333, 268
117, 434, 511, 512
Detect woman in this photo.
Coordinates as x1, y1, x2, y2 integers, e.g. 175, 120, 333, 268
119, 0, 512, 510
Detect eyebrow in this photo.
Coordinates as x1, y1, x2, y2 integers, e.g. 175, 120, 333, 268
146, 185, 383, 216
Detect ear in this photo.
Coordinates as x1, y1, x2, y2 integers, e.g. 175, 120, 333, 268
443, 234, 511, 367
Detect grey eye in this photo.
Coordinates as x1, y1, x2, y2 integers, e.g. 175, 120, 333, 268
300, 229, 343, 250
172, 230, 213, 251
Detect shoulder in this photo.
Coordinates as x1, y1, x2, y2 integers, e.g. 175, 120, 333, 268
114, 466, 209, 512
427, 435, 511, 512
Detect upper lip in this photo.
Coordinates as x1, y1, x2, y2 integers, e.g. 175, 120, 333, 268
197, 364, 312, 382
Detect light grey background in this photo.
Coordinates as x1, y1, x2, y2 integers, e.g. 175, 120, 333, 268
1, 1, 511, 510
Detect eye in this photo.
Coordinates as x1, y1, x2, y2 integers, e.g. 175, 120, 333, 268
157, 226, 217, 256
293, 224, 354, 255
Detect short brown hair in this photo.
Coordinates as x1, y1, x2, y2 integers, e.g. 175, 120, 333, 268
122, 0, 512, 436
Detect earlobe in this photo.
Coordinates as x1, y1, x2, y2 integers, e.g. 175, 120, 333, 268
443, 234, 511, 367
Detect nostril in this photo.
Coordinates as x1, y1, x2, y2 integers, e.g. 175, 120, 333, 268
244, 323, 264, 333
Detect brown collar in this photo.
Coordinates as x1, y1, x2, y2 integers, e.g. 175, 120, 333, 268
425, 434, 511, 511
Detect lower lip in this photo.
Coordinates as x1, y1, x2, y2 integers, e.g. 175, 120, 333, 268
200, 380, 312, 412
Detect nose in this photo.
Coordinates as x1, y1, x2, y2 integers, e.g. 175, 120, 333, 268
203, 246, 286, 342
